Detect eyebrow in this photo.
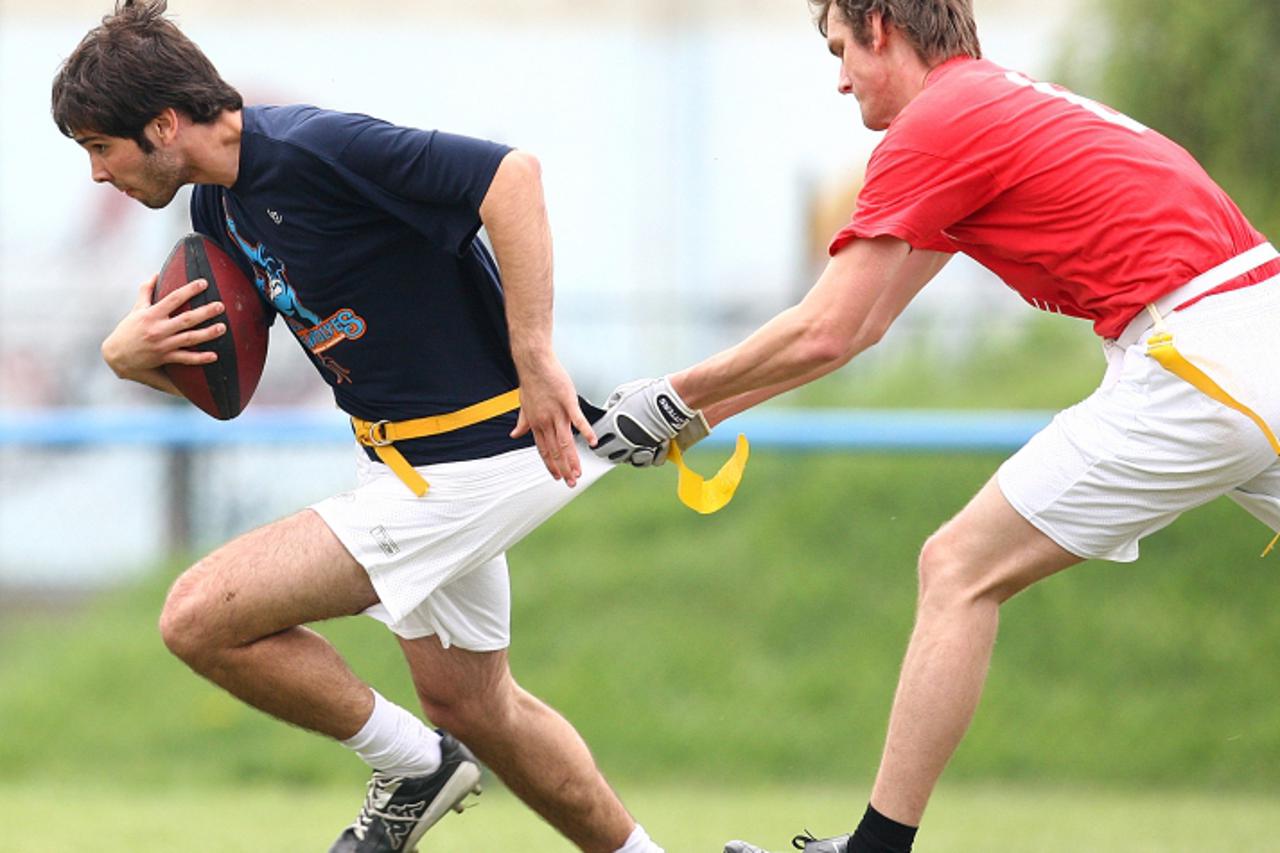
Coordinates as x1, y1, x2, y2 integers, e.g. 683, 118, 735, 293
73, 134, 104, 146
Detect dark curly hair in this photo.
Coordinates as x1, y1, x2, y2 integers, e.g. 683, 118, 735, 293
52, 0, 242, 151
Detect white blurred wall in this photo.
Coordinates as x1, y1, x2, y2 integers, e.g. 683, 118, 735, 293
1, 0, 1080, 406
0, 0, 1081, 582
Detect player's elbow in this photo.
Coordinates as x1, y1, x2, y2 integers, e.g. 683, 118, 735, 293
500, 149, 543, 187
853, 314, 892, 353
801, 313, 890, 370
796, 322, 858, 371
481, 150, 545, 226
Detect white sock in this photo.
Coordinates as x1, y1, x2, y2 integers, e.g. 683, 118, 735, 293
614, 824, 664, 853
340, 689, 442, 777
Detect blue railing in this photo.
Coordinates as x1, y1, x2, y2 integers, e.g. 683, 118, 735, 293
0, 407, 1054, 451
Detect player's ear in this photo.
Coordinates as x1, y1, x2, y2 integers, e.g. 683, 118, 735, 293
868, 11, 889, 53
149, 107, 181, 146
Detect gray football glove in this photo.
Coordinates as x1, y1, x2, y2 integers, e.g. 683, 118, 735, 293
591, 376, 709, 467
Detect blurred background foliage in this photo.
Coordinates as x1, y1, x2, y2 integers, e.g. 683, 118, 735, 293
1059, 0, 1280, 239
788, 313, 1102, 409
794, 0, 1280, 411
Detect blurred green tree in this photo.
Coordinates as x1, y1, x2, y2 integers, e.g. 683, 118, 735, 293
1058, 0, 1280, 237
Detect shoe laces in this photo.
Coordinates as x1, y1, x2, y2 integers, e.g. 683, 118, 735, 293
792, 831, 817, 850
350, 773, 404, 840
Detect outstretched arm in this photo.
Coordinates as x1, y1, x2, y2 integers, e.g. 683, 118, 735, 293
673, 238, 950, 423
480, 149, 595, 487
586, 238, 949, 467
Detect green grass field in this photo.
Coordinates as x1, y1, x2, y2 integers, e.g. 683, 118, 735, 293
9, 452, 1274, 791
3, 439, 1279, 851
0, 781, 1276, 852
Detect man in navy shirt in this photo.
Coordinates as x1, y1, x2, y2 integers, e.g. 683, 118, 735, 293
52, 3, 665, 852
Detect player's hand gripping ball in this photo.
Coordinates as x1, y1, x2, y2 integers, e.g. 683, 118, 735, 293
590, 376, 709, 467
153, 233, 270, 420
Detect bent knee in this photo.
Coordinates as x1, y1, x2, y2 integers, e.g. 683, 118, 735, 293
917, 525, 1050, 609
415, 674, 519, 740
916, 528, 1002, 608
158, 568, 224, 664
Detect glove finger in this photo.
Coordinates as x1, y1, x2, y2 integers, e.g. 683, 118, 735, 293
591, 433, 634, 463
590, 432, 618, 458
651, 442, 669, 467
630, 442, 668, 468
629, 448, 656, 467
616, 413, 665, 449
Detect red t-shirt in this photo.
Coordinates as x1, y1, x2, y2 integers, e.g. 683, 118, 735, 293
831, 58, 1277, 338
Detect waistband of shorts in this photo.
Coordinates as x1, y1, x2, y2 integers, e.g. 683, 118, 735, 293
1113, 242, 1279, 348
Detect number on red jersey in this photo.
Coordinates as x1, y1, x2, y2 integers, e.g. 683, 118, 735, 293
1004, 70, 1149, 135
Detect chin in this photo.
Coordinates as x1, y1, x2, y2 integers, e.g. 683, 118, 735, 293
138, 187, 181, 209
860, 109, 891, 132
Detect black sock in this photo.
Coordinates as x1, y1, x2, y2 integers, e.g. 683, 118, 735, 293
847, 803, 918, 853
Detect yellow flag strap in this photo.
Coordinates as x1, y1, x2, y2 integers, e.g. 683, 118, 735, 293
352, 389, 522, 497
1145, 330, 1280, 555
667, 434, 751, 514
353, 387, 751, 512
1146, 333, 1280, 455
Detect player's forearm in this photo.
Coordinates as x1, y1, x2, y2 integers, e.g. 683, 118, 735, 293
101, 338, 182, 396
480, 150, 556, 371
136, 370, 183, 396
111, 362, 183, 396
700, 363, 837, 428
671, 304, 862, 413
673, 238, 925, 415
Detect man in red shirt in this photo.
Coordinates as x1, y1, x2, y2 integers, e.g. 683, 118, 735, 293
588, 1, 1280, 851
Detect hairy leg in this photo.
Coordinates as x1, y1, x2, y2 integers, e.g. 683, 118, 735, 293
159, 509, 381, 739
399, 637, 636, 853
870, 476, 1081, 825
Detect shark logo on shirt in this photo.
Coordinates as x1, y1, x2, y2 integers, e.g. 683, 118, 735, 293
222, 198, 366, 383
223, 201, 320, 325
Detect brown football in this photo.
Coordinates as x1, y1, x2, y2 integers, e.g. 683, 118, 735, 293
152, 233, 270, 420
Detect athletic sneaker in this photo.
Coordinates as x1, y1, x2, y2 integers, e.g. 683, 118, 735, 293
328, 731, 483, 853
724, 831, 851, 853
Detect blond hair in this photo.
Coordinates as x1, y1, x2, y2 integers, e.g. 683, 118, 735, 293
810, 0, 982, 63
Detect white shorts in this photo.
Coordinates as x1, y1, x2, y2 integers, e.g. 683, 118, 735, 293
998, 278, 1280, 562
311, 438, 614, 650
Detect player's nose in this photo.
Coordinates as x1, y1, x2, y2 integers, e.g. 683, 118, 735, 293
89, 157, 111, 183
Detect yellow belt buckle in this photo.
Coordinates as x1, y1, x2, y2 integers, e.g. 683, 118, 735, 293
356, 420, 428, 497
351, 389, 523, 498
366, 419, 393, 447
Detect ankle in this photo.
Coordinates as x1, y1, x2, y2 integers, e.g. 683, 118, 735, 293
613, 823, 664, 853
848, 803, 917, 853
341, 689, 442, 777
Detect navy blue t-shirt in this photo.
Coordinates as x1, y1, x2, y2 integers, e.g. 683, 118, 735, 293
191, 105, 545, 465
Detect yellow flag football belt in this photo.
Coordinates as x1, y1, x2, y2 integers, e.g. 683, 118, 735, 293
1141, 297, 1280, 557
352, 389, 524, 497
352, 389, 749, 514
